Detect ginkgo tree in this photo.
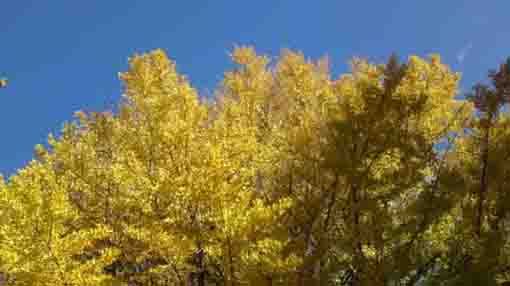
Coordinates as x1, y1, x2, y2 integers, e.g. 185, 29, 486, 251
0, 47, 509, 286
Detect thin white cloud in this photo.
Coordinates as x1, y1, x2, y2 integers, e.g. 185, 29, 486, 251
456, 42, 473, 64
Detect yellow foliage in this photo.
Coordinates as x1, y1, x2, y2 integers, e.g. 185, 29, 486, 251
3, 47, 503, 285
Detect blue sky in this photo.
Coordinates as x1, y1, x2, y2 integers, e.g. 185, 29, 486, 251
1, 1, 509, 176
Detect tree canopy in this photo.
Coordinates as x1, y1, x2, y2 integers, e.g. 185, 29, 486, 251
1, 47, 510, 286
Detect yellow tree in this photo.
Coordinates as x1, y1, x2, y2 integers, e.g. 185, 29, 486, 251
262, 52, 471, 285
430, 58, 510, 285
0, 46, 491, 286
0, 48, 299, 286
328, 54, 471, 285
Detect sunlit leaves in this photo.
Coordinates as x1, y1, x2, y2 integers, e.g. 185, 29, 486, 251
2, 47, 509, 285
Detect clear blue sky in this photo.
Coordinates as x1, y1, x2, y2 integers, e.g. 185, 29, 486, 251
1, 1, 509, 176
